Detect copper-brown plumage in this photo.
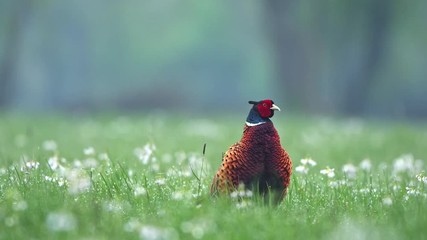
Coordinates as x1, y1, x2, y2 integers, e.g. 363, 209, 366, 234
211, 99, 292, 202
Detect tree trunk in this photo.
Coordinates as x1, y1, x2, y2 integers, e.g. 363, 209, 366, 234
342, 0, 391, 115
263, 0, 311, 111
0, 0, 33, 109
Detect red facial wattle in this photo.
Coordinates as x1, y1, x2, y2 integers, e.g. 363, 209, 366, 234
257, 100, 274, 118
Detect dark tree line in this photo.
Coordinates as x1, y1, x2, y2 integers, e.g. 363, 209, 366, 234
1, 1, 425, 118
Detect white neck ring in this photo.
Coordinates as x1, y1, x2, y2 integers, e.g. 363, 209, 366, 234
245, 121, 266, 126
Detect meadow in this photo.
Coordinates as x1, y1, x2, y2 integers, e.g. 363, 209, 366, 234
0, 113, 426, 239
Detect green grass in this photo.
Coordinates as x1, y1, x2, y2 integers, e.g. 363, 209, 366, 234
0, 113, 426, 239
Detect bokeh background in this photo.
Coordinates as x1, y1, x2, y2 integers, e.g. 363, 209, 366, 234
1, 0, 427, 118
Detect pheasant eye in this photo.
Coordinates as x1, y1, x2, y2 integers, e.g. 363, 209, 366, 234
262, 103, 267, 107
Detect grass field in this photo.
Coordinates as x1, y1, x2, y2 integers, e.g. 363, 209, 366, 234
0, 113, 426, 239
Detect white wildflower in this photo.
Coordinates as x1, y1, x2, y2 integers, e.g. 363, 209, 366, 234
342, 163, 357, 179
295, 158, 317, 174
393, 154, 423, 176
44, 176, 66, 187
236, 200, 252, 209
22, 160, 40, 171
416, 172, 427, 184
230, 191, 238, 199
98, 153, 110, 161
134, 186, 147, 196
301, 158, 317, 166
48, 156, 59, 170
359, 159, 372, 171
392, 184, 400, 192
57, 178, 66, 187
46, 212, 77, 232
73, 159, 82, 168
180, 169, 192, 178
172, 191, 184, 200
134, 143, 156, 165
393, 154, 413, 174
65, 169, 91, 194
26, 160, 40, 169
320, 167, 335, 178
48, 156, 66, 171
230, 184, 252, 199
43, 140, 57, 151
382, 197, 393, 206
238, 189, 246, 198
83, 147, 95, 156
295, 165, 309, 174
406, 187, 420, 196
154, 178, 166, 185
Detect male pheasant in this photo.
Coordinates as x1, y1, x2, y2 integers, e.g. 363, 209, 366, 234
211, 99, 292, 202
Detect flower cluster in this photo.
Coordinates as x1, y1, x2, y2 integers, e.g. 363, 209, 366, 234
19, 141, 112, 195
293, 154, 427, 204
392, 154, 423, 176
416, 172, 427, 184
134, 143, 156, 165
230, 183, 254, 209
295, 158, 317, 174
320, 167, 335, 178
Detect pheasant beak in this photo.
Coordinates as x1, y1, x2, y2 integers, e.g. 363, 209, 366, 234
270, 104, 281, 111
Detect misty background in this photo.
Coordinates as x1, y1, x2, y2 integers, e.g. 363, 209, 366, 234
1, 0, 426, 118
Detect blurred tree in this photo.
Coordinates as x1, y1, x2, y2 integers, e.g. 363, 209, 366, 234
264, 0, 393, 115
0, 0, 34, 109
263, 0, 312, 111
341, 0, 392, 115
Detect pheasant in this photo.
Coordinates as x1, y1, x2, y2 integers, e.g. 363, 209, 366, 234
211, 99, 292, 202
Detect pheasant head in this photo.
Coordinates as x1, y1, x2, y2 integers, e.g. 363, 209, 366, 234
246, 99, 281, 126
